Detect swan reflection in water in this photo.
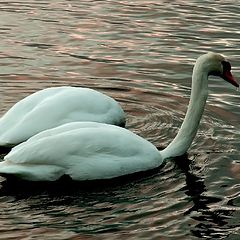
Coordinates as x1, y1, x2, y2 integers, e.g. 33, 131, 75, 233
175, 153, 238, 239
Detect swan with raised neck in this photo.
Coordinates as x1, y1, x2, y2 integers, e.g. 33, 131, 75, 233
161, 52, 239, 159
0, 52, 238, 181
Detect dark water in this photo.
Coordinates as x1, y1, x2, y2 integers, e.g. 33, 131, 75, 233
0, 1, 240, 239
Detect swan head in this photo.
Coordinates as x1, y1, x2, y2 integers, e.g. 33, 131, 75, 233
196, 52, 239, 87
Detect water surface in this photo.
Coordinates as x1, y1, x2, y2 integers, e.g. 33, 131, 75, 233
0, 1, 239, 239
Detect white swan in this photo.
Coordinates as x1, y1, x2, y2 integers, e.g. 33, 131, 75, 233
0, 52, 238, 181
0, 86, 125, 147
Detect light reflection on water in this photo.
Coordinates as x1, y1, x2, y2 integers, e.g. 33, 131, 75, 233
0, 1, 240, 239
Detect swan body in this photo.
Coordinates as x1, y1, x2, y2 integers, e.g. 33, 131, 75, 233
0, 122, 161, 181
0, 52, 238, 181
0, 86, 125, 147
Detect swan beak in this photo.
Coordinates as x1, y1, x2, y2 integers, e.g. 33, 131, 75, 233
222, 70, 239, 88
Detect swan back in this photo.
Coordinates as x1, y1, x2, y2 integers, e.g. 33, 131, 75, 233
0, 87, 125, 146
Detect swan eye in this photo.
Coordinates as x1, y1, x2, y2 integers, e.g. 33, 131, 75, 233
222, 60, 231, 72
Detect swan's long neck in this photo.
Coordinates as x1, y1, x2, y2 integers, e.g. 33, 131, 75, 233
160, 62, 209, 160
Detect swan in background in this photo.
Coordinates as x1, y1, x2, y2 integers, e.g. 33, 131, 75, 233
0, 52, 238, 181
0, 86, 125, 147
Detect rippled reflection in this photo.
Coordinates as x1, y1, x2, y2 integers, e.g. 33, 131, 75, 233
0, 0, 239, 239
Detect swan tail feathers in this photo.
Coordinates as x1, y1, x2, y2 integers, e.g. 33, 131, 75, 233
0, 162, 65, 181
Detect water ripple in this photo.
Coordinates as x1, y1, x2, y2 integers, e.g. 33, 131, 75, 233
0, 0, 239, 239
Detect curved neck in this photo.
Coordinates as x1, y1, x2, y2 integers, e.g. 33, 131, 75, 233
160, 64, 209, 160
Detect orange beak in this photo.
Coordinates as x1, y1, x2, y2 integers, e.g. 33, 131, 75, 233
222, 70, 239, 87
